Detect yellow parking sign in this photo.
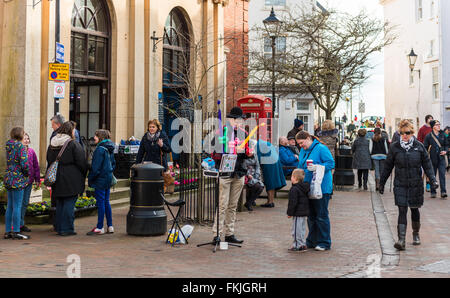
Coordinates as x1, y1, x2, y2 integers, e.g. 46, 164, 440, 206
49, 63, 70, 81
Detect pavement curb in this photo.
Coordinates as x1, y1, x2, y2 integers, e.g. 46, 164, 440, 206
369, 177, 400, 267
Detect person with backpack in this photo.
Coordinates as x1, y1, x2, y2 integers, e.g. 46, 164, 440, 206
423, 120, 448, 199
369, 128, 389, 191
87, 130, 116, 235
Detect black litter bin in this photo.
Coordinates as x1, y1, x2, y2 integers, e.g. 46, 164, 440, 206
334, 147, 355, 186
127, 162, 167, 236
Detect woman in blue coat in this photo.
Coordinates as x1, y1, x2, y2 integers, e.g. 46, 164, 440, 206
296, 131, 335, 251
87, 130, 116, 235
256, 140, 286, 208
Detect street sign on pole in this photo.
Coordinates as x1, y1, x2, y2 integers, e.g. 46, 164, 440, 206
49, 63, 70, 81
54, 81, 65, 99
359, 102, 365, 114
56, 42, 64, 63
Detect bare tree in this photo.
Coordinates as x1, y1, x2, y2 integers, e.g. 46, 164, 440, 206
250, 9, 397, 119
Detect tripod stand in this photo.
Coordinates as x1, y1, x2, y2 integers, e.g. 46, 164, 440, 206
197, 174, 242, 253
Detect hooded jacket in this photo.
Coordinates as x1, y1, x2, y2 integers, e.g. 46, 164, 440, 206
4, 140, 29, 190
47, 134, 88, 198
287, 182, 310, 217
88, 139, 116, 190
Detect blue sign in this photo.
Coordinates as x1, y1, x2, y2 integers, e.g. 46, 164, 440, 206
56, 42, 64, 63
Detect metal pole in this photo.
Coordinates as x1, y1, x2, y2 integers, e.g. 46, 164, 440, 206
54, 0, 60, 116
271, 36, 276, 118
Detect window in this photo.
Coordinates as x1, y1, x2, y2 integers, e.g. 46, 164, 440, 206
416, 0, 423, 21
296, 101, 309, 111
296, 114, 309, 132
430, 1, 435, 18
265, 0, 286, 7
432, 67, 439, 100
429, 40, 435, 57
264, 36, 286, 61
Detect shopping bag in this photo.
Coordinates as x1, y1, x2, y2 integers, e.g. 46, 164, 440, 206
309, 165, 325, 199
167, 225, 194, 244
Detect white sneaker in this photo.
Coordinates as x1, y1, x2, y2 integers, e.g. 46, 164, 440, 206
87, 228, 105, 235
107, 226, 114, 234
315, 246, 326, 251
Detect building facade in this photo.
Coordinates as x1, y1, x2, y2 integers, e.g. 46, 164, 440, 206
248, 0, 317, 137
224, 0, 250, 113
381, 0, 450, 136
0, 0, 228, 169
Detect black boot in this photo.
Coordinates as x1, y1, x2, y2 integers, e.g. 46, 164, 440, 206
412, 221, 421, 245
394, 224, 406, 250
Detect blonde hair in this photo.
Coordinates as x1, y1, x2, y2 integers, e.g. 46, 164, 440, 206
399, 119, 415, 134
321, 120, 335, 131
291, 169, 305, 183
147, 119, 162, 131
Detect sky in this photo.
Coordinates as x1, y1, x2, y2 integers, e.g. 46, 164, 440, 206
323, 0, 386, 119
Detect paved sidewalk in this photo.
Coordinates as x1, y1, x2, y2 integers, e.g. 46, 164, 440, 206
0, 187, 380, 278
378, 174, 450, 277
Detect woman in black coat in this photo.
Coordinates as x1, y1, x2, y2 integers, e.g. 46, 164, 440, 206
47, 121, 88, 236
379, 120, 438, 251
136, 119, 171, 170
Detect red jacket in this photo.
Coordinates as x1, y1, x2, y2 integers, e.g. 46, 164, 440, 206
417, 125, 432, 143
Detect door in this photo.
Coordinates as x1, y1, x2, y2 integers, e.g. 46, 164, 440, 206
70, 83, 106, 140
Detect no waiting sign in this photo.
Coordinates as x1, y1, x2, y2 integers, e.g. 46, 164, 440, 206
49, 63, 70, 81
54, 81, 65, 99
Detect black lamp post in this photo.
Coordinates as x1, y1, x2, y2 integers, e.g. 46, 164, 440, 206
407, 48, 421, 78
263, 7, 282, 118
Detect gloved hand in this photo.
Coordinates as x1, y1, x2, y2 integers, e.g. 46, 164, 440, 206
379, 184, 384, 195
431, 180, 439, 191
307, 164, 317, 172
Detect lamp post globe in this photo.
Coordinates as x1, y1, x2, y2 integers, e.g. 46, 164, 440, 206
407, 48, 418, 71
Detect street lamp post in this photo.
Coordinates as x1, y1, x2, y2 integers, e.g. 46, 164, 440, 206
407, 48, 421, 129
263, 7, 282, 118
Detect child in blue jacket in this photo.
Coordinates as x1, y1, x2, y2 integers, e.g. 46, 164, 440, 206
87, 130, 116, 235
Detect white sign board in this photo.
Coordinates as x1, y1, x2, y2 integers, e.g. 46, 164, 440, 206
359, 102, 365, 113
219, 154, 237, 173
54, 81, 65, 99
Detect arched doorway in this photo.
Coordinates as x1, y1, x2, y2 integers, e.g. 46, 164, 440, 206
162, 8, 191, 140
70, 0, 111, 141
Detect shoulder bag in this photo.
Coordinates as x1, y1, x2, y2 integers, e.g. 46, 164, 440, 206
44, 139, 71, 187
430, 133, 448, 168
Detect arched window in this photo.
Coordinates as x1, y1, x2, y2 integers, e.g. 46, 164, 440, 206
163, 9, 190, 87
71, 0, 110, 78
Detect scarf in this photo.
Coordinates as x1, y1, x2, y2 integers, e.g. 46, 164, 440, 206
147, 131, 161, 144
400, 137, 414, 152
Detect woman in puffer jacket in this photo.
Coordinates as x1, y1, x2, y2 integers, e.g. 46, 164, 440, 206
3, 127, 30, 240
379, 120, 438, 251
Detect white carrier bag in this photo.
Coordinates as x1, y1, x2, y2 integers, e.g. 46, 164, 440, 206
309, 165, 325, 199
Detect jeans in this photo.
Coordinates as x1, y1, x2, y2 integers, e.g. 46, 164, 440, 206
292, 216, 307, 249
357, 170, 369, 186
55, 196, 78, 234
21, 184, 33, 227
95, 189, 112, 229
431, 160, 447, 195
372, 159, 385, 180
5, 189, 24, 233
306, 194, 331, 249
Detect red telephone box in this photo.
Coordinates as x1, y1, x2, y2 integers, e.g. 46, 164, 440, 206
237, 95, 273, 142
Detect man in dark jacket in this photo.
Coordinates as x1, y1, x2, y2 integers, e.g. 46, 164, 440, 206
287, 169, 309, 252
423, 120, 448, 199
211, 107, 248, 245
287, 119, 304, 140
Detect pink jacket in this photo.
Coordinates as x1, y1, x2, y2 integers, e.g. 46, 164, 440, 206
27, 147, 40, 185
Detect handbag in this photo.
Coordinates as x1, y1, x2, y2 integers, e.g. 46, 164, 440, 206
161, 150, 175, 194
44, 139, 71, 187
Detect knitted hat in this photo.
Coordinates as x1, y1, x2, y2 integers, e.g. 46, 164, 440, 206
294, 119, 304, 128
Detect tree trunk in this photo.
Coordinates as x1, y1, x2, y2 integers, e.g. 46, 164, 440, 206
326, 109, 332, 120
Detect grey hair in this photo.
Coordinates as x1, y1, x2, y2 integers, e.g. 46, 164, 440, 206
50, 115, 65, 125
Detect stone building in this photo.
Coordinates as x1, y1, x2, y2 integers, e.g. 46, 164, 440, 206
0, 0, 229, 169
